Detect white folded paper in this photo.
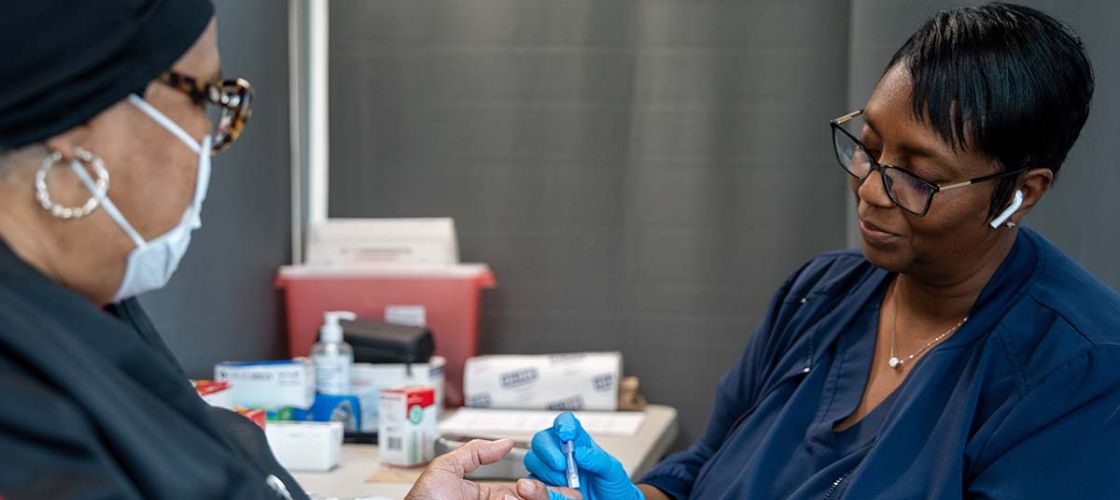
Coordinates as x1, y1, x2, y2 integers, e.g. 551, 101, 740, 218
306, 218, 459, 267
439, 409, 645, 436
463, 352, 621, 411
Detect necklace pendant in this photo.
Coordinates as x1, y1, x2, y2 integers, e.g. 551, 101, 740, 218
888, 357, 901, 368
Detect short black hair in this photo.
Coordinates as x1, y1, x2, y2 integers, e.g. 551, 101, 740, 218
886, 2, 1094, 216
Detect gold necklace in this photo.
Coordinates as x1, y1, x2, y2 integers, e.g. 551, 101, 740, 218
887, 287, 968, 369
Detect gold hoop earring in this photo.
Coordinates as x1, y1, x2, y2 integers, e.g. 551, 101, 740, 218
34, 147, 109, 219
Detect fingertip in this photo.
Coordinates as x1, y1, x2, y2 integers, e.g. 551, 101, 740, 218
555, 412, 581, 440
555, 411, 576, 424
480, 437, 513, 448
488, 438, 515, 456
471, 438, 515, 466
516, 478, 538, 496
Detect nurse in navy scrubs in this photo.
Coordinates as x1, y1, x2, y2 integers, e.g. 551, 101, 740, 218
526, 3, 1120, 499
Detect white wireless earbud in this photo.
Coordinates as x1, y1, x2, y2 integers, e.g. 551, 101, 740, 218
990, 189, 1024, 228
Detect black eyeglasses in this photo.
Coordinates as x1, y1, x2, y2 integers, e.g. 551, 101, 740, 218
158, 71, 253, 155
831, 109, 1025, 216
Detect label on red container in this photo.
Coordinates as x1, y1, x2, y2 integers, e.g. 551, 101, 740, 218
386, 305, 427, 327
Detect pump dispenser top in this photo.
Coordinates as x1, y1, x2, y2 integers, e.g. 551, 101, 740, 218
321, 310, 357, 343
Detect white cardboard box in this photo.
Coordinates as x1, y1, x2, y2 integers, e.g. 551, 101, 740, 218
265, 421, 344, 472
379, 387, 437, 467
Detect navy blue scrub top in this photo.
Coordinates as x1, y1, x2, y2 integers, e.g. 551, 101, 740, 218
641, 228, 1120, 499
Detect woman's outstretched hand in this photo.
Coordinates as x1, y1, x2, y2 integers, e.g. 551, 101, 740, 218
406, 438, 582, 500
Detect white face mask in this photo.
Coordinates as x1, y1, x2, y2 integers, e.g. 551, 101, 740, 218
72, 94, 212, 302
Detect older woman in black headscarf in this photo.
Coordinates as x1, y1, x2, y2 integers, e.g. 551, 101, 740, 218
0, 0, 302, 497
0, 2, 574, 499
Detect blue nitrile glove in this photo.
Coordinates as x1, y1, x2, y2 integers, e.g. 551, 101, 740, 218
523, 412, 644, 500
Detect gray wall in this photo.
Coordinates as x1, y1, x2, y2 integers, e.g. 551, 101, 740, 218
327, 0, 852, 446
142, 0, 292, 378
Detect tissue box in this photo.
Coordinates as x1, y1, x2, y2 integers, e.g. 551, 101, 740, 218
351, 357, 445, 433
215, 359, 316, 410
265, 421, 343, 471
464, 352, 621, 411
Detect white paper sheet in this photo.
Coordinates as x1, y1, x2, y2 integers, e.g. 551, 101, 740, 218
438, 409, 646, 437
306, 218, 459, 267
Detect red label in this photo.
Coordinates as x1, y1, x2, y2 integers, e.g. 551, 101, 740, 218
405, 386, 435, 408
191, 380, 230, 396
236, 408, 267, 429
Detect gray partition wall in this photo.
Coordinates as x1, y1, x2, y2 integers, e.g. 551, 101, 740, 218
327, 0, 853, 446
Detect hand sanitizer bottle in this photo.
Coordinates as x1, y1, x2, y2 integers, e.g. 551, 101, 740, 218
312, 311, 356, 395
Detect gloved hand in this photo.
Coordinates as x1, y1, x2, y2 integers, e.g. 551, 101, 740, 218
524, 412, 644, 500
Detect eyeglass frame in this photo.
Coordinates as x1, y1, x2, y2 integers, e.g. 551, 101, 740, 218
157, 71, 253, 155
830, 109, 1027, 217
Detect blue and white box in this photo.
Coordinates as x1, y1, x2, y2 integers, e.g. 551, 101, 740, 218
215, 358, 316, 410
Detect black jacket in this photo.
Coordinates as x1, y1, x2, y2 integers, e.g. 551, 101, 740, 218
0, 241, 308, 500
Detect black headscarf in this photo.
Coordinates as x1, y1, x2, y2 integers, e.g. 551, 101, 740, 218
0, 0, 214, 150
